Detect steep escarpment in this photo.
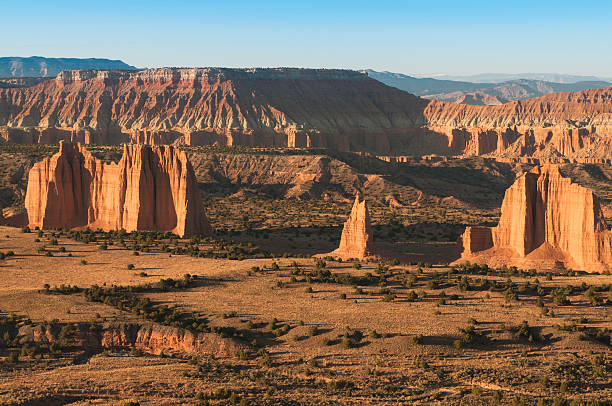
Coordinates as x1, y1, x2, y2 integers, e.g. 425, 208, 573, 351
25, 141, 211, 237
456, 165, 612, 271
423, 87, 612, 160
2, 70, 612, 158
424, 87, 612, 128
0, 68, 429, 153
367, 70, 612, 105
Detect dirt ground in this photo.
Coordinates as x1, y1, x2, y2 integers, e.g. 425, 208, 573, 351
1, 226, 612, 405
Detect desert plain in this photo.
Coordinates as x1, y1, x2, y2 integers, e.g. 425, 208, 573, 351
0, 143, 612, 405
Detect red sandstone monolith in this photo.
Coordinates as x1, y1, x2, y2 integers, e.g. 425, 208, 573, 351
455, 165, 612, 271
320, 194, 376, 260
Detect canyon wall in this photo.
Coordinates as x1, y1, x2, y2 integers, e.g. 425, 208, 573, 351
0, 68, 429, 154
455, 165, 612, 271
25, 141, 211, 237
1, 68, 612, 159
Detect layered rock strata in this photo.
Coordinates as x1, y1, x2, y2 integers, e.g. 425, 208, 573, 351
0, 68, 428, 153
1, 68, 612, 159
456, 165, 612, 271
321, 195, 377, 260
25, 141, 211, 237
18, 322, 244, 357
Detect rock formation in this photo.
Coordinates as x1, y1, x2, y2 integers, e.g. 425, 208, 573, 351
18, 322, 245, 357
1, 67, 612, 159
455, 165, 612, 271
321, 195, 377, 260
25, 141, 211, 237
0, 68, 428, 153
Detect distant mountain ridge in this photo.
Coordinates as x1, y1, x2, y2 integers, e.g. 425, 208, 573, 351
411, 72, 612, 84
366, 70, 612, 105
0, 57, 137, 78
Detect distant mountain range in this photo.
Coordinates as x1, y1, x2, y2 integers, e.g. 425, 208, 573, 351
0, 57, 137, 78
410, 72, 612, 84
366, 70, 612, 105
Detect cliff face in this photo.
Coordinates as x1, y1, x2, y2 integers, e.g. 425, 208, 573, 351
1, 68, 612, 159
0, 68, 428, 153
25, 141, 211, 237
18, 322, 244, 357
321, 195, 376, 260
424, 87, 612, 128
456, 165, 612, 271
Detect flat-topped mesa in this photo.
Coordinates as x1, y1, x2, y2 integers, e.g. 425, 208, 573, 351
3, 66, 612, 158
455, 165, 612, 271
320, 195, 377, 260
25, 141, 212, 237
0, 67, 428, 151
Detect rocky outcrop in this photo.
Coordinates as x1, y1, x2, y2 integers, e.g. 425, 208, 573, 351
18, 322, 244, 357
100, 323, 243, 356
455, 165, 612, 271
25, 141, 211, 237
320, 195, 377, 260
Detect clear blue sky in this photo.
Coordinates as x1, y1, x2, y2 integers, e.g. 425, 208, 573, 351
2, 0, 611, 76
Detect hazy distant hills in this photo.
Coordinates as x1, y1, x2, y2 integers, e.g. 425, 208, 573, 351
410, 72, 612, 84
0, 57, 137, 78
366, 70, 612, 105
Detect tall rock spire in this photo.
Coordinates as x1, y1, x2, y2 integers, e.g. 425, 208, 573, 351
322, 194, 375, 260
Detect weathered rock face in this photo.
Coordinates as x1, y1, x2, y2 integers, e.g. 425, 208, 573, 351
1, 68, 612, 159
25, 141, 211, 237
456, 165, 612, 271
99, 323, 243, 356
322, 195, 375, 260
0, 68, 429, 153
18, 322, 244, 357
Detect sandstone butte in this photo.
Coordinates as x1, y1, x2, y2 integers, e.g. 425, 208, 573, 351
455, 165, 612, 272
319, 195, 377, 260
25, 141, 212, 237
1, 67, 612, 161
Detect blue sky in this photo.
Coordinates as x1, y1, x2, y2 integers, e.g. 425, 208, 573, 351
2, 0, 611, 76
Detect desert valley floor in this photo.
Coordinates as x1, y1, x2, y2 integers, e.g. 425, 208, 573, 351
1, 146, 612, 405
